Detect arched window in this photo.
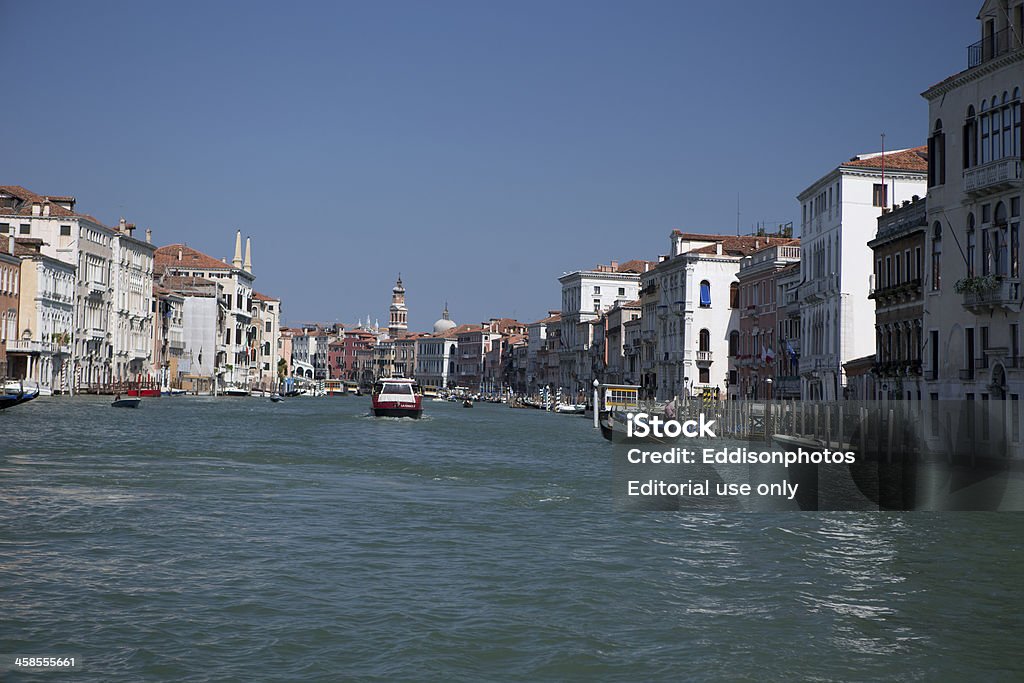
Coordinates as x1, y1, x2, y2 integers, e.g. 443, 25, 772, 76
931, 222, 942, 290
699, 280, 711, 308
964, 105, 977, 169
729, 331, 739, 357
699, 329, 710, 352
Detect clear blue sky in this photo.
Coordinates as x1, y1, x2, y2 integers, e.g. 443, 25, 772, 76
1, 0, 976, 329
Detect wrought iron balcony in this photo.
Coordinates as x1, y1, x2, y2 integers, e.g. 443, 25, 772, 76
967, 27, 1020, 68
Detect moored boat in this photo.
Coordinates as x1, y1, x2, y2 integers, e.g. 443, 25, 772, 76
222, 385, 251, 397
554, 402, 586, 414
0, 380, 40, 411
371, 378, 422, 418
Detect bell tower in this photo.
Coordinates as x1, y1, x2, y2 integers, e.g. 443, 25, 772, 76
388, 274, 408, 338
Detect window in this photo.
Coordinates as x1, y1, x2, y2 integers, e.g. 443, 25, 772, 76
699, 329, 710, 353
730, 283, 739, 308
19, 224, 30, 235
593, 299, 600, 312
0, 223, 7, 234
872, 184, 888, 208
698, 367, 709, 384
930, 330, 939, 379
964, 106, 978, 169
928, 119, 945, 186
617, 287, 625, 296
60, 225, 71, 236
699, 280, 711, 307
593, 286, 600, 295
729, 331, 738, 356
931, 222, 942, 290
967, 214, 976, 277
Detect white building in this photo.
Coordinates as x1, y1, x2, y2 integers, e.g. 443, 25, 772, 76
0, 186, 117, 389
641, 232, 780, 400
110, 220, 156, 382
558, 260, 649, 394
797, 148, 927, 399
155, 232, 256, 389
920, 1, 1022, 414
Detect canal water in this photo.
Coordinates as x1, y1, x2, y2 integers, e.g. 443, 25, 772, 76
1, 396, 1022, 681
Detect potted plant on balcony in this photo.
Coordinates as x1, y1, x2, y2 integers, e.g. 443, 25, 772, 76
954, 274, 1001, 295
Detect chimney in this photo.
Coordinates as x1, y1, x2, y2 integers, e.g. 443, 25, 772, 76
119, 218, 127, 234
32, 202, 40, 216
145, 228, 152, 244
716, 242, 723, 255
177, 247, 183, 261
243, 236, 252, 273
42, 202, 50, 216
232, 230, 243, 269
7, 235, 13, 255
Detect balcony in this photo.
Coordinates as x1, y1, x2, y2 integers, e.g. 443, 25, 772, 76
963, 157, 1022, 197
967, 27, 1020, 69
88, 280, 106, 296
6, 339, 43, 353
960, 277, 1022, 313
696, 350, 713, 365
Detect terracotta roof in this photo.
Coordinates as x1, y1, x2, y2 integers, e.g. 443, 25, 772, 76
253, 291, 279, 302
0, 185, 108, 226
685, 235, 799, 258
155, 244, 235, 272
617, 259, 657, 273
840, 146, 928, 172
533, 313, 561, 324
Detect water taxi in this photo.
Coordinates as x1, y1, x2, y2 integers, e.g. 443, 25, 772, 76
371, 378, 423, 418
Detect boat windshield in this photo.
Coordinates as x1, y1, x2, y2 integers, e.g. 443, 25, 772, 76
382, 383, 414, 395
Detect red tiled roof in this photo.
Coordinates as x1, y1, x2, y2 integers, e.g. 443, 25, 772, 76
840, 146, 928, 172
686, 236, 799, 258
253, 291, 278, 302
0, 185, 108, 226
617, 259, 657, 273
156, 244, 234, 272
533, 313, 561, 324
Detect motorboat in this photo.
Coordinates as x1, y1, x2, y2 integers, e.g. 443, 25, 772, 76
371, 378, 423, 418
222, 385, 251, 397
270, 394, 283, 403
554, 403, 586, 414
0, 380, 40, 410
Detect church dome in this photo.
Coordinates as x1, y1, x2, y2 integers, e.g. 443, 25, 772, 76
432, 303, 456, 334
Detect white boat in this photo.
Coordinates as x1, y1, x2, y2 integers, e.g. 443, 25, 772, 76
554, 403, 586, 414
222, 385, 251, 397
372, 378, 423, 418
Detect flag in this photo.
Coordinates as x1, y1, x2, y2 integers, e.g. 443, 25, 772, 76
784, 338, 798, 364
765, 347, 775, 364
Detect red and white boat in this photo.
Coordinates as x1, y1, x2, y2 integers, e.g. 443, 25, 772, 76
371, 378, 422, 418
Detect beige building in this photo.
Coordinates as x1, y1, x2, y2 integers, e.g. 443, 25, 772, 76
252, 292, 282, 390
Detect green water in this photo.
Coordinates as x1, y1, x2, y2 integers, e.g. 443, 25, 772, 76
1, 396, 1022, 681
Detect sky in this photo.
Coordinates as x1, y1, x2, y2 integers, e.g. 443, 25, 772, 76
1, 0, 977, 329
